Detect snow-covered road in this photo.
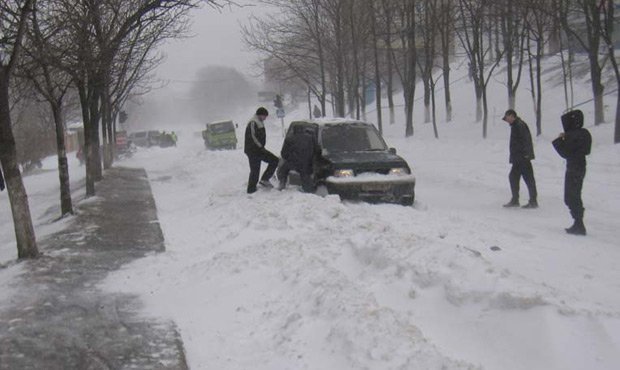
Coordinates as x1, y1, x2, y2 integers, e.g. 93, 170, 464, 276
101, 117, 620, 369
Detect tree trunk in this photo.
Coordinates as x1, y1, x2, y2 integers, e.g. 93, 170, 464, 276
51, 102, 73, 216
0, 73, 39, 259
475, 85, 483, 122
590, 60, 605, 124
384, 2, 395, 125
431, 80, 439, 139
405, 87, 414, 137
78, 83, 96, 196
423, 75, 431, 123
371, 0, 383, 134
314, 3, 327, 117
535, 39, 543, 136
101, 83, 113, 169
482, 85, 488, 139
442, 42, 452, 122
307, 86, 312, 119
527, 36, 537, 124
559, 35, 570, 111
88, 78, 103, 181
615, 91, 620, 144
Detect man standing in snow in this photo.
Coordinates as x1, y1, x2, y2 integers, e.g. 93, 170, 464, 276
503, 109, 538, 208
552, 109, 592, 235
277, 126, 318, 192
244, 107, 279, 194
313, 105, 321, 118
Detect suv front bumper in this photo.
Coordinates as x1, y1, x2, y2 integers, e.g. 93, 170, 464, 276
325, 174, 416, 204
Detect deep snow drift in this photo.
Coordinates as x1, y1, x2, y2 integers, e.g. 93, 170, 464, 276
1, 56, 620, 369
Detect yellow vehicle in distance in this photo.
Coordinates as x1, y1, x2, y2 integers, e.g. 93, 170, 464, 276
202, 120, 237, 150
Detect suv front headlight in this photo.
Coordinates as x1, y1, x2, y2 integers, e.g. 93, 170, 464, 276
334, 169, 354, 177
389, 167, 409, 176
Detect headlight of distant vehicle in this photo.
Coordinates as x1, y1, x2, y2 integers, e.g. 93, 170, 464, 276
334, 169, 354, 177
389, 167, 409, 176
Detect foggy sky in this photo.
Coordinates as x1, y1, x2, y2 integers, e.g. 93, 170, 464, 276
156, 1, 266, 93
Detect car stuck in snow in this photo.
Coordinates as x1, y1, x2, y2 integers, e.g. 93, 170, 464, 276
286, 119, 416, 205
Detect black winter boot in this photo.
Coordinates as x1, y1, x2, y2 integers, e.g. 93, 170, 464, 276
565, 219, 586, 236
503, 199, 520, 208
522, 200, 538, 209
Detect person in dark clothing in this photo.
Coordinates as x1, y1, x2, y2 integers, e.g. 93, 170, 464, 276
503, 109, 538, 208
244, 107, 279, 194
0, 165, 5, 191
552, 109, 592, 235
277, 126, 319, 192
313, 105, 322, 119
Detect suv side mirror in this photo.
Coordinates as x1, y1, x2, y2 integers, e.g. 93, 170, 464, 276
388, 148, 397, 155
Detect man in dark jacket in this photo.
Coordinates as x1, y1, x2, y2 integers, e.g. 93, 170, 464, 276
277, 126, 318, 192
503, 109, 538, 208
244, 107, 279, 194
552, 109, 592, 235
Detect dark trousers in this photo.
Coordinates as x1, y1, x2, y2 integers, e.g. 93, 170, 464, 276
509, 160, 537, 202
277, 160, 314, 193
565, 169, 586, 220
246, 150, 278, 193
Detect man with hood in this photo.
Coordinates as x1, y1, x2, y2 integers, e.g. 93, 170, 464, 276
277, 125, 319, 192
244, 107, 279, 194
552, 109, 592, 235
502, 109, 538, 208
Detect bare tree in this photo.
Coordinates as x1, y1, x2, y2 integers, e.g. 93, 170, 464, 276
243, 0, 329, 116
389, 0, 418, 137
456, 0, 504, 138
369, 0, 383, 133
599, 0, 620, 143
50, 0, 205, 196
499, 0, 528, 109
438, 0, 455, 122
559, 0, 606, 125
322, 0, 347, 117
0, 0, 39, 259
19, 2, 76, 216
524, 0, 552, 136
380, 0, 397, 124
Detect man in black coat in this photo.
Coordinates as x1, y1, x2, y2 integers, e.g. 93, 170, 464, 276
244, 107, 279, 194
552, 109, 592, 235
277, 126, 318, 192
503, 109, 538, 208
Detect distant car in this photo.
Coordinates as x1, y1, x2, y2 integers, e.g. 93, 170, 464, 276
147, 130, 162, 146
286, 119, 416, 205
202, 120, 237, 150
128, 130, 161, 147
128, 131, 149, 147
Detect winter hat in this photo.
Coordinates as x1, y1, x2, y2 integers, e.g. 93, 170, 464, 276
256, 107, 269, 116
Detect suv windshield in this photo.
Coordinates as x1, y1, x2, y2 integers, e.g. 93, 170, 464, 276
209, 122, 234, 134
321, 124, 386, 153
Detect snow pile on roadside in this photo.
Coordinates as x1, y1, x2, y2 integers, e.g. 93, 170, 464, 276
103, 141, 470, 368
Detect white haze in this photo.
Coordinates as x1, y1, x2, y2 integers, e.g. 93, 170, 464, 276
124, 1, 268, 132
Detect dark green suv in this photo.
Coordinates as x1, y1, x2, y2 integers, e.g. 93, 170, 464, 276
286, 119, 416, 205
